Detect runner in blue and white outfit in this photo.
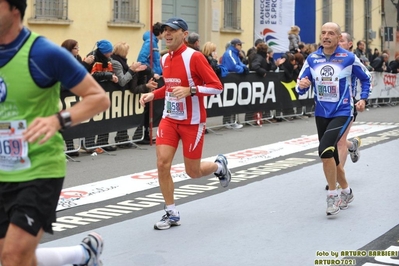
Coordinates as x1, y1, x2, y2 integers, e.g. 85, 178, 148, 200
296, 22, 371, 216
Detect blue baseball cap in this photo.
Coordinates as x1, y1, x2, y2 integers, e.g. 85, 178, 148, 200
162, 17, 188, 31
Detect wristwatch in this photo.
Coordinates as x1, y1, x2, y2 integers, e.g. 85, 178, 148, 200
190, 86, 197, 96
56, 111, 72, 131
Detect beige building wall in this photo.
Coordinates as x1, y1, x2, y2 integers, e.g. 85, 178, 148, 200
315, 0, 396, 58
22, 0, 396, 61
23, 0, 255, 63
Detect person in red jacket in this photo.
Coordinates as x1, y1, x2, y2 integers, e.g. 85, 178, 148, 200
140, 17, 231, 230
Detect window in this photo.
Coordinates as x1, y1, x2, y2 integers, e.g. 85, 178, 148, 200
322, 0, 332, 24
34, 0, 68, 20
113, 0, 139, 23
344, 0, 353, 34
223, 0, 241, 30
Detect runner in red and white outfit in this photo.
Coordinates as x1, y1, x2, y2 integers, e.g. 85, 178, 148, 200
140, 17, 231, 230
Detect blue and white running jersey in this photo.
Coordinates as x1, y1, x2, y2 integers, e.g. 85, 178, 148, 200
296, 46, 371, 118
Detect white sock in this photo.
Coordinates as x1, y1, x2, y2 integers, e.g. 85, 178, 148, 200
342, 187, 351, 194
215, 162, 224, 174
36, 245, 87, 266
327, 190, 339, 196
166, 204, 176, 212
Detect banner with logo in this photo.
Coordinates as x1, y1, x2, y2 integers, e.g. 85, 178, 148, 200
59, 73, 314, 139
253, 0, 295, 53
356, 72, 399, 99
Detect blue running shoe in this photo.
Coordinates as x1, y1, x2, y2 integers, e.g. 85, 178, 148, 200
154, 209, 181, 230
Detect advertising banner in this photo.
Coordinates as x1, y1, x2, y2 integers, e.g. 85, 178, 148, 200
253, 0, 295, 53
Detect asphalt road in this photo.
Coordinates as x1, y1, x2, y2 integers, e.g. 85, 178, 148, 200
40, 103, 399, 266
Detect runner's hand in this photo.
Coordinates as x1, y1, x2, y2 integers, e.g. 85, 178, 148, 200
298, 76, 311, 89
171, 86, 190, 99
140, 92, 154, 106
23, 116, 60, 144
355, 99, 366, 112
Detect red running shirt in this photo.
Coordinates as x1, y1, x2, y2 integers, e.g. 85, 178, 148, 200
153, 44, 223, 125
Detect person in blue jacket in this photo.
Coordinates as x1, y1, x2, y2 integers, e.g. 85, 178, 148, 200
296, 22, 371, 217
220, 38, 249, 74
220, 38, 249, 129
137, 22, 163, 75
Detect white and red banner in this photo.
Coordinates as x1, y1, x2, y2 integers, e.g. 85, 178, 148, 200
253, 0, 295, 53
357, 72, 399, 99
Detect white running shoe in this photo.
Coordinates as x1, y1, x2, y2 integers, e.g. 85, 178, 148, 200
326, 195, 341, 216
154, 209, 181, 230
77, 232, 104, 266
214, 154, 231, 188
349, 137, 361, 163
230, 122, 243, 129
339, 188, 354, 210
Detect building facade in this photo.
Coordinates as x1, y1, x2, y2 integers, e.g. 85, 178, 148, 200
23, 0, 398, 62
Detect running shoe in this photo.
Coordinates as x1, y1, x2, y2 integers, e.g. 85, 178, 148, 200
326, 195, 341, 216
230, 122, 243, 129
339, 188, 354, 210
349, 137, 361, 163
214, 154, 231, 188
77, 232, 104, 266
154, 209, 181, 230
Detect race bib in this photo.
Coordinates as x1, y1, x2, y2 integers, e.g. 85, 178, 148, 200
316, 82, 340, 103
0, 120, 31, 171
165, 91, 187, 120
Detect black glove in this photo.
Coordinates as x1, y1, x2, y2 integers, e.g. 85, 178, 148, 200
242, 66, 249, 74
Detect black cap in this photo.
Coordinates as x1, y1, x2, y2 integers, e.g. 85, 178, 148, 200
6, 0, 27, 19
162, 17, 188, 31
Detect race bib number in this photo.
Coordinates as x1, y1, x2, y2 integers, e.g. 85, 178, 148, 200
165, 91, 187, 120
0, 120, 31, 171
316, 82, 340, 102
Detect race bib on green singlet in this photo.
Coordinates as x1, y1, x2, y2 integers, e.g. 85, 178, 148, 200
0, 120, 31, 171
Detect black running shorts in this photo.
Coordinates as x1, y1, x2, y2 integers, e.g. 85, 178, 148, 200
0, 178, 64, 238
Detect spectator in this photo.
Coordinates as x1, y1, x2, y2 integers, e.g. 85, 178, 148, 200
202, 41, 227, 78
61, 39, 93, 72
86, 39, 119, 152
131, 66, 159, 144
111, 41, 148, 147
279, 52, 299, 83
266, 47, 285, 72
288, 25, 301, 53
360, 56, 374, 72
249, 42, 269, 77
239, 49, 249, 65
371, 48, 380, 62
61, 39, 95, 156
371, 53, 390, 72
247, 38, 265, 63
298, 42, 308, 59
221, 38, 249, 129
137, 22, 163, 75
221, 38, 249, 74
354, 40, 365, 59
388, 55, 399, 73
185, 32, 201, 51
